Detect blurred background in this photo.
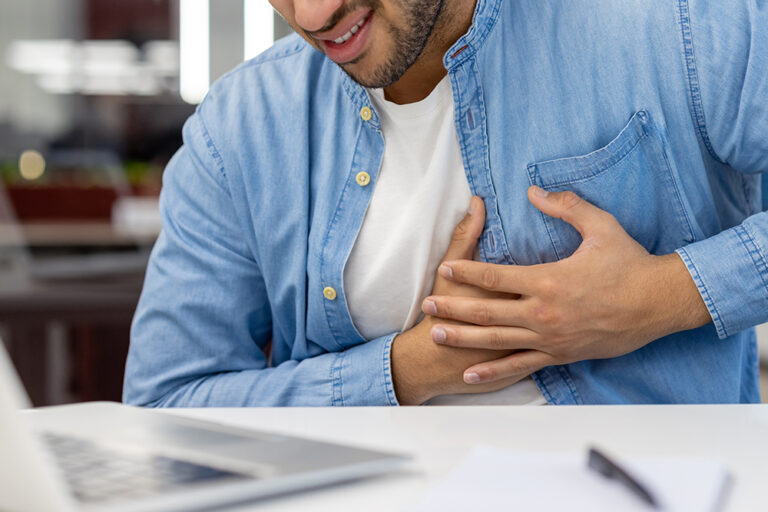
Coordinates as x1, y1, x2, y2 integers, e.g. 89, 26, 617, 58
0, 1, 766, 407
0, 0, 290, 406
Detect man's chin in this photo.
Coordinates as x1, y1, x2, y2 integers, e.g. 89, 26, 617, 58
338, 54, 386, 88
338, 61, 402, 89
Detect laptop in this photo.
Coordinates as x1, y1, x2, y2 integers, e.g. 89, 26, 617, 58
0, 340, 410, 512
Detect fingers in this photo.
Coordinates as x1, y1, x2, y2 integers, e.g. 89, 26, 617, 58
422, 296, 531, 328
464, 350, 557, 384
430, 323, 539, 350
442, 196, 486, 262
438, 260, 540, 295
527, 186, 616, 238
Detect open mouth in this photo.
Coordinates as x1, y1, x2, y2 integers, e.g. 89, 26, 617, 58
320, 11, 373, 64
329, 15, 368, 45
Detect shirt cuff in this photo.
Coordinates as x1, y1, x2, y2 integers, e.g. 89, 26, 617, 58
676, 219, 768, 339
332, 333, 400, 406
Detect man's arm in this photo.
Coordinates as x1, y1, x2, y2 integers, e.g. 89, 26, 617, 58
123, 111, 514, 406
123, 112, 403, 407
674, 0, 768, 338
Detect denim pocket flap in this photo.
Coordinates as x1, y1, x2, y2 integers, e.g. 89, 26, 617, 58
527, 110, 696, 259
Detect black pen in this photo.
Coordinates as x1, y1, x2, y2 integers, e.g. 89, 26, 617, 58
587, 447, 661, 509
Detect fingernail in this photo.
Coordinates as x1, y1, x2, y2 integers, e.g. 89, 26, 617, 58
532, 186, 549, 198
422, 299, 437, 315
464, 372, 481, 384
467, 198, 476, 215
438, 264, 453, 280
431, 326, 447, 343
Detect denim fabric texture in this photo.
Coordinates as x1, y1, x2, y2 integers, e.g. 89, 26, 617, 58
124, 0, 767, 406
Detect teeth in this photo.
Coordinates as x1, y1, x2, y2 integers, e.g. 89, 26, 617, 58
333, 18, 366, 45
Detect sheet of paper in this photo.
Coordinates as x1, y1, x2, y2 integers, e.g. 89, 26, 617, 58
406, 446, 730, 512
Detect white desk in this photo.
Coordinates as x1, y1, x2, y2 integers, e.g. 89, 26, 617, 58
165, 405, 768, 512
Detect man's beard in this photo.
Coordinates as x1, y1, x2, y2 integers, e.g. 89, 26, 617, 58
336, 0, 446, 88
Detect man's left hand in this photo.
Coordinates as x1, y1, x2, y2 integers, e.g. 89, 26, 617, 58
422, 186, 712, 385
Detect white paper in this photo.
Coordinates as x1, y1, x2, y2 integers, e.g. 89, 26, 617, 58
407, 446, 730, 512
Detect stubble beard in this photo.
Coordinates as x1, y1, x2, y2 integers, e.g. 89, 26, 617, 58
339, 0, 446, 88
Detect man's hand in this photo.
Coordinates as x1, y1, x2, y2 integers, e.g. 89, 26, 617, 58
390, 197, 529, 405
422, 186, 712, 385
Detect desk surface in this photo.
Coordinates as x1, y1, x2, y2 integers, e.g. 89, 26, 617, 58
165, 405, 768, 512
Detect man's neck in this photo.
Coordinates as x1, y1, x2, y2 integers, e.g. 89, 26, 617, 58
383, 0, 477, 105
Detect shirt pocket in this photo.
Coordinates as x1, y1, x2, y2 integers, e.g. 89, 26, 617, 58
527, 110, 697, 260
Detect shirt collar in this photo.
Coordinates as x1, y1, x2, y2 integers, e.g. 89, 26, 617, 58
338, 0, 503, 125
443, 0, 503, 71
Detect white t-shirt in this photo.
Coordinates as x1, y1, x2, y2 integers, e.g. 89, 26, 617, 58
344, 77, 546, 406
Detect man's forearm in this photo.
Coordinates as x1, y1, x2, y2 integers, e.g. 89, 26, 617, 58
639, 253, 710, 336
675, 212, 768, 339
391, 327, 435, 406
126, 332, 400, 407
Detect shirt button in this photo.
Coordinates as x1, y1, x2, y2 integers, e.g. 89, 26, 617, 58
360, 106, 373, 122
323, 287, 337, 301
356, 172, 371, 187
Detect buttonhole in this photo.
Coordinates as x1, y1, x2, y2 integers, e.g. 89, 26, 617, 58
451, 45, 469, 59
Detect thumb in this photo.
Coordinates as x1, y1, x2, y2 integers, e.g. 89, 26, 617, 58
527, 186, 613, 238
443, 196, 486, 262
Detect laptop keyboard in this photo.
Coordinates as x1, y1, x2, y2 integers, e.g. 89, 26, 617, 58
43, 433, 252, 504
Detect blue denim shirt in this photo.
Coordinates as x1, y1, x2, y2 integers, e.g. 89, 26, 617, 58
124, 0, 767, 406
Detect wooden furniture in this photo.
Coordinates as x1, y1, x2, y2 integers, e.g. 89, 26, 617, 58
0, 276, 143, 406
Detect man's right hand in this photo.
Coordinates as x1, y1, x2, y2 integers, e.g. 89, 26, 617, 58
391, 196, 528, 405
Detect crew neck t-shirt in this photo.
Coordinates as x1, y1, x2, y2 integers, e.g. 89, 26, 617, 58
344, 77, 546, 406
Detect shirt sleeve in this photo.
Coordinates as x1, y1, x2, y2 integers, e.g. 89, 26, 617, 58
123, 111, 399, 407
675, 1, 768, 338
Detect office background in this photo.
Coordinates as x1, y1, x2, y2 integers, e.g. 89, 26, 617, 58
0, 1, 766, 406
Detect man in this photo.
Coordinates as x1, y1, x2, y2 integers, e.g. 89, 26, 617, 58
124, 0, 767, 406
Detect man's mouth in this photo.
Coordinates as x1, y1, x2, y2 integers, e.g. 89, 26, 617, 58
314, 10, 374, 65
331, 16, 367, 44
